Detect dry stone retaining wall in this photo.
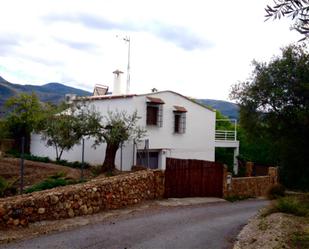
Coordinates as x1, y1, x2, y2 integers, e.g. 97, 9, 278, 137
223, 167, 278, 197
0, 170, 164, 228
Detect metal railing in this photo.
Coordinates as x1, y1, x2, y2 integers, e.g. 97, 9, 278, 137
215, 130, 236, 141
215, 118, 237, 141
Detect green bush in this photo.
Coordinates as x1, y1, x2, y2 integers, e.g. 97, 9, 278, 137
274, 196, 309, 216
24, 172, 80, 193
0, 176, 18, 197
267, 184, 286, 200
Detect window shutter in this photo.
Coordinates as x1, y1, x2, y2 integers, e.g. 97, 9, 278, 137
157, 104, 163, 127
180, 113, 186, 133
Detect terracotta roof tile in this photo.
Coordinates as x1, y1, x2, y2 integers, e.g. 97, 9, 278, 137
146, 96, 165, 104
173, 105, 187, 112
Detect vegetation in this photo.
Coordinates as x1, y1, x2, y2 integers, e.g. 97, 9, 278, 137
39, 101, 102, 161
273, 196, 309, 216
3, 93, 48, 153
267, 184, 286, 199
7, 151, 90, 169
93, 110, 146, 172
214, 111, 235, 172
24, 172, 81, 193
41, 114, 82, 161
224, 195, 253, 202
230, 44, 309, 190
264, 193, 309, 217
0, 176, 18, 197
265, 0, 309, 41
291, 229, 309, 248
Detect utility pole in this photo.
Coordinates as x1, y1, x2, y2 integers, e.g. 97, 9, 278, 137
123, 36, 131, 94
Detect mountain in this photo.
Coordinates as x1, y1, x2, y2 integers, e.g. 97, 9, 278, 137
0, 76, 91, 112
198, 99, 239, 120
0, 76, 240, 119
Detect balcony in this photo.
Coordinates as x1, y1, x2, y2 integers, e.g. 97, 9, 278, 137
215, 119, 239, 148
215, 130, 236, 141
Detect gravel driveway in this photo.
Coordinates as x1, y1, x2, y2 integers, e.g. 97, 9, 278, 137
1, 199, 268, 249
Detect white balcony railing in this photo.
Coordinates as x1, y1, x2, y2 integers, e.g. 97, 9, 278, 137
215, 119, 237, 141
215, 130, 236, 141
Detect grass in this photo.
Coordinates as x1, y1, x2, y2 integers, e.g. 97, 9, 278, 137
225, 195, 253, 202
273, 195, 309, 217
291, 224, 309, 248
258, 218, 269, 231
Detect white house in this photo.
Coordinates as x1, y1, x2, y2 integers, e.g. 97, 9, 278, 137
31, 71, 239, 172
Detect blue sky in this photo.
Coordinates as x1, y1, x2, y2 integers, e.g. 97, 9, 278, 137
0, 0, 302, 100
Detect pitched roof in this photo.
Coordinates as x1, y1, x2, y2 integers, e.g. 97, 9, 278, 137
76, 90, 215, 112
76, 94, 136, 101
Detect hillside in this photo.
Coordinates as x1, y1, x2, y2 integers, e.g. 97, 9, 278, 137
198, 99, 239, 120
0, 76, 91, 111
0, 76, 239, 119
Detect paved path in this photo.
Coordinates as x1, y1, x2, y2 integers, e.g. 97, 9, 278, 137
2, 199, 268, 249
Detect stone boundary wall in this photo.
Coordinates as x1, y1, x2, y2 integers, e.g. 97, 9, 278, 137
0, 170, 164, 228
223, 167, 278, 197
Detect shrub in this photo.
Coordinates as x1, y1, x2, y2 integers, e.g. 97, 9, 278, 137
274, 196, 309, 216
267, 184, 286, 199
24, 172, 81, 193
0, 176, 18, 197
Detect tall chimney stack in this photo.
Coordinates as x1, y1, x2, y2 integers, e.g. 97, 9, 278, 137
112, 70, 123, 95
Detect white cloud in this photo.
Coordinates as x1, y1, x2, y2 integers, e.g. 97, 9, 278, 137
0, 0, 303, 100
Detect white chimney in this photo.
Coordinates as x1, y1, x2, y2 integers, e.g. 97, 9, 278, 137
113, 70, 123, 95
65, 94, 77, 104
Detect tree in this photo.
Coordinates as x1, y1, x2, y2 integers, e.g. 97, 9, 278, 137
230, 44, 309, 189
40, 102, 102, 161
40, 114, 81, 161
94, 110, 146, 172
4, 93, 46, 153
265, 0, 309, 41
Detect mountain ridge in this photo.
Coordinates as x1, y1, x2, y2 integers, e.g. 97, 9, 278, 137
0, 76, 91, 111
0, 76, 239, 119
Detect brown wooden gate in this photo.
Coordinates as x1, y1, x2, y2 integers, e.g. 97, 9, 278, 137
165, 158, 224, 198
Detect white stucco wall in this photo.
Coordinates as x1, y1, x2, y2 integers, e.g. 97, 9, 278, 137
135, 92, 216, 166
30, 91, 216, 171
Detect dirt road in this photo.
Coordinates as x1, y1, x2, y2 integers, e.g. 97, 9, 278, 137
1, 199, 268, 249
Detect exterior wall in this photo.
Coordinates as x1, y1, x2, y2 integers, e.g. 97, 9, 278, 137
223, 167, 278, 197
135, 92, 216, 169
0, 170, 165, 228
31, 135, 134, 171
31, 91, 216, 171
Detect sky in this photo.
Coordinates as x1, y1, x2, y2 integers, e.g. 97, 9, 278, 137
0, 0, 302, 101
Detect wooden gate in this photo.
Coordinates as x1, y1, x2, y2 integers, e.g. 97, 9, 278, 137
165, 158, 224, 198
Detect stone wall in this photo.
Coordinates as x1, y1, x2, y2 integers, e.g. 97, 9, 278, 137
223, 167, 278, 197
0, 139, 14, 154
0, 170, 164, 228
